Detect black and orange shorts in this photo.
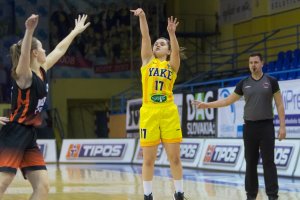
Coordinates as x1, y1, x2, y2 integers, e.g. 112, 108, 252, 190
0, 122, 47, 178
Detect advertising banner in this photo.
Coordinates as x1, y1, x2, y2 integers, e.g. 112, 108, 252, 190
293, 142, 300, 177
182, 91, 218, 137
59, 139, 136, 163
240, 140, 300, 176
161, 138, 204, 168
198, 139, 244, 172
174, 94, 183, 125
37, 139, 57, 163
219, 0, 252, 24
274, 79, 300, 138
126, 98, 142, 138
132, 141, 166, 165
270, 0, 300, 14
217, 87, 245, 138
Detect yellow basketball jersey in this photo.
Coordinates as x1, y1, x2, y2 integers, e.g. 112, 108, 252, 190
141, 58, 177, 105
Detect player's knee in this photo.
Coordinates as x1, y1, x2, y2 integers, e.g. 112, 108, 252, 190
143, 158, 155, 167
33, 180, 49, 194
169, 156, 181, 166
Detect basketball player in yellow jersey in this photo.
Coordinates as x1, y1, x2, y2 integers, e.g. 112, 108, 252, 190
131, 8, 185, 200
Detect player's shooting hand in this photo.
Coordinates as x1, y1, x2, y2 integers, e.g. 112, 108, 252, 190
130, 8, 145, 17
167, 16, 179, 34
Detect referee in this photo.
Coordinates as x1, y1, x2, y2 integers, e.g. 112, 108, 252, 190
193, 52, 286, 200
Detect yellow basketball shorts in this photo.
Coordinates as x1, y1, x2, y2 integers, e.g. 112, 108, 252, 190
139, 103, 182, 147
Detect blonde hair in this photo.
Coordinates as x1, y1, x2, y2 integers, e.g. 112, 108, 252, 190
10, 37, 39, 80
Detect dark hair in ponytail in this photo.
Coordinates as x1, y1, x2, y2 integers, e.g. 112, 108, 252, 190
10, 37, 39, 80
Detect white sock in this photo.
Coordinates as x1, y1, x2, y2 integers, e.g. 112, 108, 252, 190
143, 181, 153, 195
174, 180, 183, 193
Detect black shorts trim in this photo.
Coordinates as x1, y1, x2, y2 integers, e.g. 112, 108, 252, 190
0, 166, 17, 174
21, 165, 47, 179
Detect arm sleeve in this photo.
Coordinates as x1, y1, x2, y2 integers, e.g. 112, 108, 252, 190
269, 76, 280, 94
234, 79, 244, 96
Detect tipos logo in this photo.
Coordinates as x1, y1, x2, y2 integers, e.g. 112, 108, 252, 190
203, 145, 240, 165
180, 143, 200, 161
66, 144, 126, 159
66, 144, 81, 158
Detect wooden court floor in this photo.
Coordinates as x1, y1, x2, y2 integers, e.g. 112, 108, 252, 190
2, 164, 300, 200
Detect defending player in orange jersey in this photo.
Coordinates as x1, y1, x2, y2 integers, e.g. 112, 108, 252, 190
0, 14, 89, 200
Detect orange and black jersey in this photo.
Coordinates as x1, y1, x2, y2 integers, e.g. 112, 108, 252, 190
10, 67, 48, 127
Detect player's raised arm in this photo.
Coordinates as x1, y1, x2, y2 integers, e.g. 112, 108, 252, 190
167, 16, 180, 73
130, 8, 153, 65
14, 14, 39, 89
43, 14, 90, 71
